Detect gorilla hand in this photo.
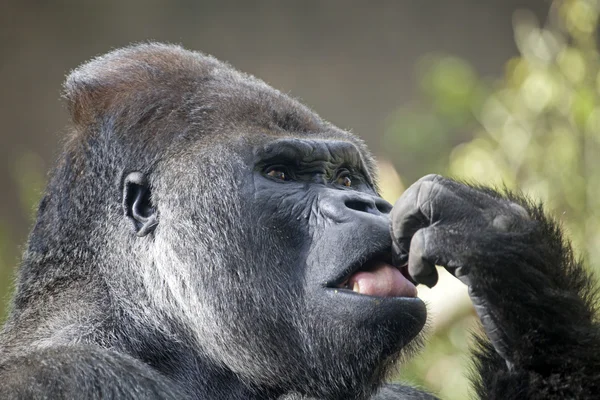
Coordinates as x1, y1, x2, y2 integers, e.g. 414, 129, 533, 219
390, 174, 533, 364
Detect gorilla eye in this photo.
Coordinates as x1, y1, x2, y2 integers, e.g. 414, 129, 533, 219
335, 171, 352, 187
266, 168, 288, 181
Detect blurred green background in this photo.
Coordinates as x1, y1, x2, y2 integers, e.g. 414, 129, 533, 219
2, 0, 600, 399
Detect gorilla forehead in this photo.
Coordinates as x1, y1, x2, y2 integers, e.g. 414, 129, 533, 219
258, 138, 364, 165
64, 43, 373, 170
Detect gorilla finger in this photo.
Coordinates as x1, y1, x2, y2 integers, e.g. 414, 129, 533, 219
437, 178, 526, 218
407, 225, 475, 287
407, 229, 439, 288
390, 182, 431, 243
417, 174, 443, 182
391, 179, 469, 244
412, 175, 512, 215
391, 238, 409, 267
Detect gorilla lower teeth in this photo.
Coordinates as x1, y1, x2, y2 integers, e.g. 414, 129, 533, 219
352, 282, 360, 293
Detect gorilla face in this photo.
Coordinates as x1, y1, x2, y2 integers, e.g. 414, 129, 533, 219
148, 134, 426, 396
247, 138, 427, 394
249, 137, 424, 330
62, 43, 426, 398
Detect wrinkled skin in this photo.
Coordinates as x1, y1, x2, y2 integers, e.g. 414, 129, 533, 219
0, 44, 599, 400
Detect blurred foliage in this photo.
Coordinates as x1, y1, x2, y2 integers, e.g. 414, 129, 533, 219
385, 0, 600, 398
383, 56, 488, 184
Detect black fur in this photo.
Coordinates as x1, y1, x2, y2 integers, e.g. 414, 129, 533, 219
0, 43, 598, 400
391, 175, 600, 399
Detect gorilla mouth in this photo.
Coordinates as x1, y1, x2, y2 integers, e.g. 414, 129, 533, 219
333, 252, 418, 298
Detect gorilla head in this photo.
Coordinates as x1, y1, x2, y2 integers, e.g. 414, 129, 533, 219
9, 44, 426, 399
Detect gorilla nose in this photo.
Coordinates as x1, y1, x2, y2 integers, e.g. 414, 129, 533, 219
322, 191, 392, 222
344, 196, 392, 216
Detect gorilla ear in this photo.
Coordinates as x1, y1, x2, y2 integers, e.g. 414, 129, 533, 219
123, 172, 158, 237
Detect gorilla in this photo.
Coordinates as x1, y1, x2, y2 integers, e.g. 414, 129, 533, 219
0, 43, 599, 400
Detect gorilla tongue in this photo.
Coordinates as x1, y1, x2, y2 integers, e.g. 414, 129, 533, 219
347, 262, 418, 298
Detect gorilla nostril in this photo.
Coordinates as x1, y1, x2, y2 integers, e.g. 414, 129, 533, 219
345, 199, 371, 213
376, 200, 392, 214
344, 197, 390, 215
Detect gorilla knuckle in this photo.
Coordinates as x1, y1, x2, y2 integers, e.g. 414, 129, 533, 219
417, 173, 442, 183
508, 202, 530, 220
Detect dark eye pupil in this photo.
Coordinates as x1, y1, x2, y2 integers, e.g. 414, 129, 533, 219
267, 169, 286, 180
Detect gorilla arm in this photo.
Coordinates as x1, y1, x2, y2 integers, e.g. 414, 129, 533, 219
391, 175, 600, 399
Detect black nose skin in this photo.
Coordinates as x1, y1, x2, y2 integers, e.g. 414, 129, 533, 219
321, 191, 392, 223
